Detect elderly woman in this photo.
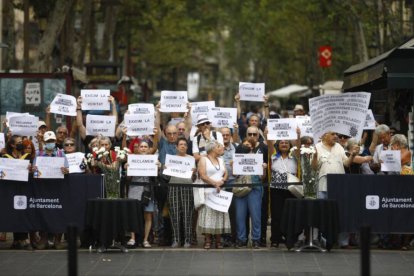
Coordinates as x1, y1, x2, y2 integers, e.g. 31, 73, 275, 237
390, 134, 413, 175
197, 140, 230, 249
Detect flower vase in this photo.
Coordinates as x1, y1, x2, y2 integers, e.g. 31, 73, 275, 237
99, 165, 121, 199
301, 154, 318, 199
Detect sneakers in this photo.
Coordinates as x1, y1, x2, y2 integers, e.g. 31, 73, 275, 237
252, 240, 260, 249
183, 242, 191, 248
235, 241, 247, 249
171, 241, 179, 248
143, 241, 152, 248
127, 239, 135, 246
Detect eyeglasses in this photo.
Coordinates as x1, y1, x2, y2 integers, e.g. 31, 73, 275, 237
166, 132, 177, 135
247, 133, 258, 137
64, 143, 75, 146
178, 128, 185, 131
58, 131, 67, 134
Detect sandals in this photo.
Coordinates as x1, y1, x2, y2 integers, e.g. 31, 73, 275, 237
143, 241, 152, 248
127, 239, 135, 246
216, 242, 223, 249
204, 235, 212, 249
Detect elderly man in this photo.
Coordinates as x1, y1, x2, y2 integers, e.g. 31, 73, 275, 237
293, 104, 306, 117
55, 126, 69, 149
369, 124, 392, 174
192, 114, 223, 162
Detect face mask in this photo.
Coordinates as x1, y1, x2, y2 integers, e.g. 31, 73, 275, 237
44, 143, 55, 151
15, 144, 24, 151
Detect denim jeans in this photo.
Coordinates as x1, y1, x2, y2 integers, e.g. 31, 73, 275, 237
234, 186, 263, 242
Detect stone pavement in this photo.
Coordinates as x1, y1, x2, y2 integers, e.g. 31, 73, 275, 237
1, 248, 414, 276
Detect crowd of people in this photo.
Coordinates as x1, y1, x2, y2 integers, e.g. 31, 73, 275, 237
0, 92, 413, 252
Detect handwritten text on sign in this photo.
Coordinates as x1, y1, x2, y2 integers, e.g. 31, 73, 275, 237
50, 94, 77, 117
267, 118, 297, 140
239, 82, 265, 102
163, 154, 195, 179
86, 115, 116, 137
160, 91, 188, 112
309, 92, 370, 141
127, 155, 158, 177
81, 90, 110, 110
9, 116, 38, 136
128, 103, 154, 115
191, 101, 215, 125
35, 157, 65, 179
205, 189, 233, 213
66, 152, 85, 174
124, 114, 154, 136
233, 154, 263, 176
210, 107, 237, 128
0, 158, 30, 182
380, 150, 401, 172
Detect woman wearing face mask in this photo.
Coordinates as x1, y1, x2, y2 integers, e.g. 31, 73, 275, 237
125, 140, 159, 248
2, 135, 32, 250
33, 131, 69, 250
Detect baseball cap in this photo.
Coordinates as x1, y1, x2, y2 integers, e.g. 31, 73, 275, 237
293, 104, 304, 111
38, 121, 47, 129
43, 131, 56, 142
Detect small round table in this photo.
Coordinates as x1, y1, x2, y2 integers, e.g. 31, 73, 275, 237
281, 198, 339, 251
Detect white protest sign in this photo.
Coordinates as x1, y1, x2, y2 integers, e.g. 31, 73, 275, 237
35, 157, 65, 179
6, 112, 32, 126
187, 72, 200, 100
86, 115, 116, 137
191, 101, 215, 125
81, 89, 110, 110
66, 152, 85, 174
267, 118, 298, 140
9, 116, 39, 136
380, 150, 402, 172
363, 109, 376, 130
25, 82, 41, 105
128, 103, 154, 115
0, 159, 30, 182
205, 189, 233, 213
127, 155, 158, 176
0, 133, 4, 150
239, 82, 265, 102
50, 94, 77, 116
233, 154, 263, 176
296, 116, 313, 137
160, 91, 188, 112
309, 92, 371, 141
163, 154, 195, 179
210, 107, 237, 128
124, 114, 154, 136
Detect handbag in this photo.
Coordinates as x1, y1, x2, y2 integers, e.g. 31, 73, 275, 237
141, 190, 151, 207
193, 177, 205, 209
232, 175, 252, 197
281, 158, 300, 183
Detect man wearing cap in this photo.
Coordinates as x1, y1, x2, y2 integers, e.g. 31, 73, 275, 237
34, 131, 69, 250
293, 104, 306, 117
192, 114, 223, 162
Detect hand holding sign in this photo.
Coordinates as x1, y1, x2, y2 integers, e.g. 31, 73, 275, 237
239, 82, 265, 102
50, 94, 77, 116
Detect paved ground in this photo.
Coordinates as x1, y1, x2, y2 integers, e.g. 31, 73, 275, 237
1, 247, 414, 276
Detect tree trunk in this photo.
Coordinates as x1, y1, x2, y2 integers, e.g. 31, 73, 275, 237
75, 0, 92, 67
3, 0, 16, 71
33, 0, 75, 72
101, 5, 118, 61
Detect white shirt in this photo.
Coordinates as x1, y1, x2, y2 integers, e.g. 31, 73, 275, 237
315, 142, 347, 192
192, 131, 224, 155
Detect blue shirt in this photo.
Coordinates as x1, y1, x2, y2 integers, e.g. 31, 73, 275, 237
158, 137, 177, 165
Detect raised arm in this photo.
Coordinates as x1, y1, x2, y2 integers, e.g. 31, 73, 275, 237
235, 93, 241, 119
263, 95, 269, 120
155, 102, 162, 140
76, 96, 87, 140
232, 123, 240, 144
109, 96, 118, 127
183, 102, 192, 138
45, 105, 52, 130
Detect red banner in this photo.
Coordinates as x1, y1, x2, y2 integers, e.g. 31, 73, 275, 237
319, 46, 332, 67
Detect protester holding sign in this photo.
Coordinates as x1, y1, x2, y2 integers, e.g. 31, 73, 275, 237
167, 137, 196, 248
2, 135, 32, 250
125, 140, 159, 248
370, 124, 395, 174
267, 137, 299, 248
390, 134, 413, 175
197, 140, 230, 249
33, 131, 69, 250
192, 114, 224, 162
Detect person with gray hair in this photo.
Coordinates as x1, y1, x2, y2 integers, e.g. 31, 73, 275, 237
197, 139, 230, 249
390, 134, 413, 175
370, 124, 392, 173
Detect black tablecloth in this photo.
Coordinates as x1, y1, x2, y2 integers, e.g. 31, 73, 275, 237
85, 199, 144, 247
281, 199, 339, 250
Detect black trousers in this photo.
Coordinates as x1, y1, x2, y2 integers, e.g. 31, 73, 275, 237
270, 188, 294, 244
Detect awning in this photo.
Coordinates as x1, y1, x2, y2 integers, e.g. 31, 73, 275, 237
266, 84, 311, 98
343, 37, 414, 91
319, 80, 343, 95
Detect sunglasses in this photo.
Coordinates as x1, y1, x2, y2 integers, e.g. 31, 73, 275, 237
247, 133, 258, 137
338, 135, 349, 139
64, 143, 75, 146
